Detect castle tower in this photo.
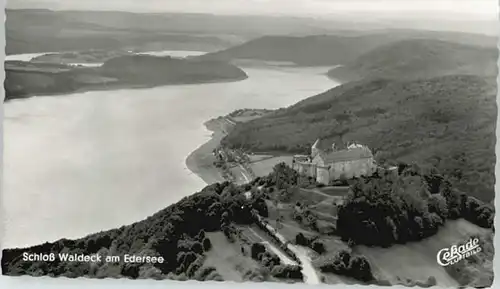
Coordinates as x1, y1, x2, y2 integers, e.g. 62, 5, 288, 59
311, 139, 322, 158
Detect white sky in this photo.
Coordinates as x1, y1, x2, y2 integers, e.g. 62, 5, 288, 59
8, 0, 498, 20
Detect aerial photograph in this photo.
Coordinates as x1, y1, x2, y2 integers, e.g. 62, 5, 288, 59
1, 0, 497, 288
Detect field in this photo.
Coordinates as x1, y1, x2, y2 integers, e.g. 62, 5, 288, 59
263, 186, 348, 242
204, 232, 262, 282
249, 155, 294, 178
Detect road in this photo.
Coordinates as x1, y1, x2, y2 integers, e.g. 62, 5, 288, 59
248, 228, 297, 265
238, 164, 252, 183
230, 164, 254, 185
247, 227, 321, 285
288, 244, 321, 285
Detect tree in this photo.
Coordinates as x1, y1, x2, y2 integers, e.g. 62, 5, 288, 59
221, 212, 230, 227
191, 241, 204, 255
271, 265, 303, 280
252, 197, 269, 217
295, 233, 309, 246
312, 241, 326, 254
180, 252, 197, 271
251, 243, 266, 260
276, 215, 284, 229
338, 250, 351, 266
121, 263, 141, 279
348, 256, 374, 282
186, 256, 204, 277
428, 194, 449, 220
202, 238, 212, 251
197, 230, 206, 241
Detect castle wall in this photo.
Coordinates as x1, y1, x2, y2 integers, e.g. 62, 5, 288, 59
328, 157, 375, 181
293, 162, 317, 178
316, 166, 330, 184
293, 144, 376, 184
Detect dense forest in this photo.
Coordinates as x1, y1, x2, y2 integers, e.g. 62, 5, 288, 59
327, 39, 497, 82
336, 163, 494, 247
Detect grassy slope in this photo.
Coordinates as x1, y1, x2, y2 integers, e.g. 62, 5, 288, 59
204, 232, 261, 282
222, 39, 497, 202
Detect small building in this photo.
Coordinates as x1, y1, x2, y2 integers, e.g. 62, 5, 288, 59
244, 191, 253, 200
292, 138, 377, 184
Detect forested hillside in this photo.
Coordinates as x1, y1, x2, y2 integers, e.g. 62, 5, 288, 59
327, 39, 497, 82
199, 32, 496, 67
198, 34, 403, 66
221, 75, 497, 201
5, 55, 248, 100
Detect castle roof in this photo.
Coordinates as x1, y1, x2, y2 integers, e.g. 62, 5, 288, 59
312, 139, 323, 149
312, 138, 333, 151
320, 146, 373, 164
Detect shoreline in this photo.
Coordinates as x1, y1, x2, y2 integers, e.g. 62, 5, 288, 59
185, 108, 274, 186
185, 117, 234, 186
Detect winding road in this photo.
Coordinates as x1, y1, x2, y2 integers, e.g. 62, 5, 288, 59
288, 245, 321, 284
247, 227, 321, 285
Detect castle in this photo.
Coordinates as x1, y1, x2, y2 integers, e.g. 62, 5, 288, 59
292, 139, 377, 184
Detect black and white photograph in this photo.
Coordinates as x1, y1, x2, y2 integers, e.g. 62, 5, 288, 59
1, 0, 497, 288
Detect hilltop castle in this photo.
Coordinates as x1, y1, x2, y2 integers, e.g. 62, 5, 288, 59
292, 139, 377, 184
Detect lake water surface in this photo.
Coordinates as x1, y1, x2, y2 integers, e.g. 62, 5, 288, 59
5, 53, 54, 62
3, 63, 339, 248
5, 50, 207, 65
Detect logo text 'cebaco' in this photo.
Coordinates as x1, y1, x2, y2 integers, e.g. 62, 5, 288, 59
436, 237, 481, 266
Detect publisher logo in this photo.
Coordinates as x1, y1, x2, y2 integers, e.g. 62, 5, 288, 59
437, 237, 482, 266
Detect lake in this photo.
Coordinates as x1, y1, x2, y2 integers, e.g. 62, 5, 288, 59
5, 50, 208, 66
3, 63, 339, 248
5, 53, 54, 62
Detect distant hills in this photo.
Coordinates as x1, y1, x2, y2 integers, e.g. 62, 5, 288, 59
198, 34, 401, 66
7, 9, 497, 56
327, 39, 498, 82
5, 55, 248, 100
5, 9, 245, 54
5, 9, 372, 55
198, 31, 497, 66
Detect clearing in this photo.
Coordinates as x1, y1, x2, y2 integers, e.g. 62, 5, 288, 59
204, 232, 262, 282
249, 155, 294, 178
